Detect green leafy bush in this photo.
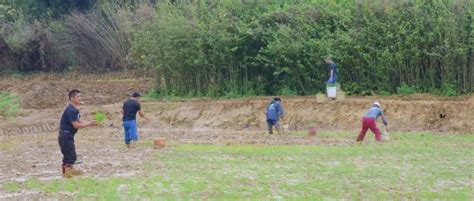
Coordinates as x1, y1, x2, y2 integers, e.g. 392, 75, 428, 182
131, 1, 472, 97
2, 1, 471, 96
397, 84, 417, 96
431, 83, 459, 97
279, 87, 298, 97
378, 91, 391, 96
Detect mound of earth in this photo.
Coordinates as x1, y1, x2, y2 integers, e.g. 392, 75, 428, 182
0, 73, 473, 133
0, 72, 154, 109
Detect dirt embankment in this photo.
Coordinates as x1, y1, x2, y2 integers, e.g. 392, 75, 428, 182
135, 97, 473, 133
0, 73, 473, 134
0, 72, 154, 109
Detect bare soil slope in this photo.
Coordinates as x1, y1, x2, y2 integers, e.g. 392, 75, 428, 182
0, 73, 473, 134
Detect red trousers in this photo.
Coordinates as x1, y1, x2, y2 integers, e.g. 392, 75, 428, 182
357, 117, 382, 141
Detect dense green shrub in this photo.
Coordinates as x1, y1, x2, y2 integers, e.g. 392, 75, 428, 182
431, 83, 460, 97
2, 0, 473, 97
131, 0, 473, 97
397, 83, 417, 96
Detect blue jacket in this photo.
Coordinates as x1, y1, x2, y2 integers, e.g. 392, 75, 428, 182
327, 63, 338, 84
266, 101, 284, 121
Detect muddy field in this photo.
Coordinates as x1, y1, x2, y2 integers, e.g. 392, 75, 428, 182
0, 74, 473, 199
0, 125, 358, 199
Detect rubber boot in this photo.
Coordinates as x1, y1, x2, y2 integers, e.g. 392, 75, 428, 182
129, 141, 137, 149
61, 164, 66, 174
63, 165, 83, 178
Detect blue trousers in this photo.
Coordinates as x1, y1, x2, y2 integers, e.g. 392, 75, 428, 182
123, 120, 138, 144
267, 119, 280, 134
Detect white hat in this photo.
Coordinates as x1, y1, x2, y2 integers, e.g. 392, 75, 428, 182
373, 101, 381, 107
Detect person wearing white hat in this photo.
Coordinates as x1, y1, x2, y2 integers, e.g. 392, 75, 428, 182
356, 101, 388, 142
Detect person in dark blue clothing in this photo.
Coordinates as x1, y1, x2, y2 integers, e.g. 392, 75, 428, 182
325, 57, 338, 84
122, 92, 150, 149
58, 89, 98, 177
265, 97, 285, 134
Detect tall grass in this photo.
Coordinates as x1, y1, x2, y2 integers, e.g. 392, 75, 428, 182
1, 0, 155, 73
0, 91, 20, 118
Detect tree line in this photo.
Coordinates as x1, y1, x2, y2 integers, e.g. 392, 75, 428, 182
1, 0, 473, 96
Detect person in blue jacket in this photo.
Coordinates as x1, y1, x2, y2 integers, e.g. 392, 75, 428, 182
325, 57, 337, 84
265, 97, 285, 134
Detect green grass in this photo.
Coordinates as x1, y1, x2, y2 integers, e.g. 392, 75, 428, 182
0, 139, 20, 151
4, 132, 474, 200
3, 181, 20, 192
0, 91, 20, 118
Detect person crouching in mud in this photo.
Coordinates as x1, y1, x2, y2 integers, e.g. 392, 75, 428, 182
265, 97, 285, 134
